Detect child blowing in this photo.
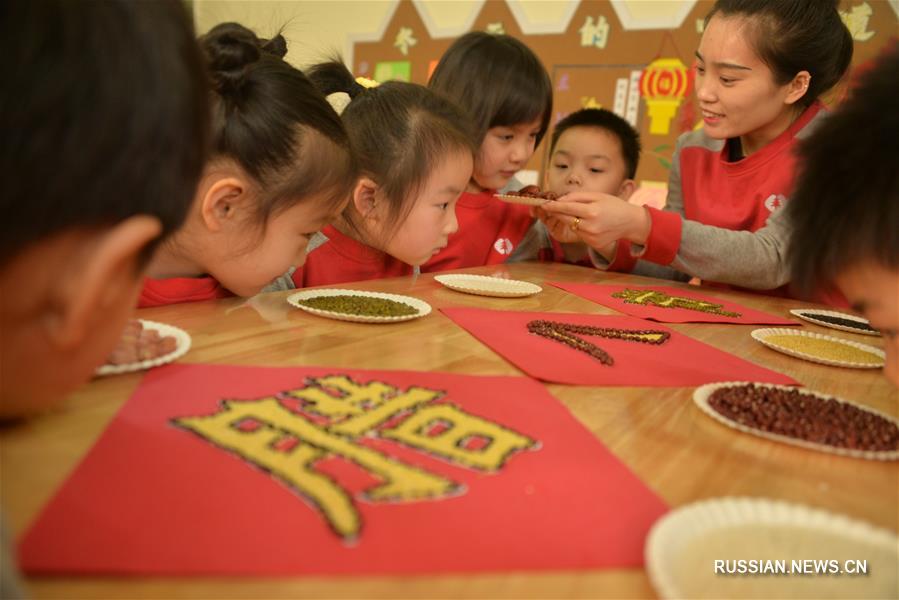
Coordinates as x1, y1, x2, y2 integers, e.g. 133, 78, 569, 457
139, 24, 356, 307
788, 45, 899, 386
269, 60, 476, 288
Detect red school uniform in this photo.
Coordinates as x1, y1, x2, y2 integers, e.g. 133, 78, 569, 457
138, 276, 232, 308
421, 189, 558, 273
290, 225, 415, 288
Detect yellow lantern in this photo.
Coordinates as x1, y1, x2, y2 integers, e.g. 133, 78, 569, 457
640, 58, 690, 135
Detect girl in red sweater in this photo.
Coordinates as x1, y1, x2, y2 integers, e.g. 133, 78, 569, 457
138, 24, 356, 307
271, 61, 476, 289
421, 32, 559, 272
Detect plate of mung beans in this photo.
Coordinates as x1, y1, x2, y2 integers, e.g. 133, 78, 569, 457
287, 289, 432, 323
751, 328, 884, 369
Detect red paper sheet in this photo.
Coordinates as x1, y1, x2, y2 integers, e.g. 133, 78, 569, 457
19, 364, 668, 576
442, 307, 797, 386
551, 282, 798, 325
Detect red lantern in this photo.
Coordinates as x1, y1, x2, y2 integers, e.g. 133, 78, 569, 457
639, 58, 689, 134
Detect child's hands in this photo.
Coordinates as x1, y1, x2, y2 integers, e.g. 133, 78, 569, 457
540, 192, 651, 251
105, 319, 178, 365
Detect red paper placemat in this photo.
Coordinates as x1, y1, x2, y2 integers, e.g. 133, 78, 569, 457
551, 282, 798, 325
443, 307, 797, 386
19, 364, 668, 576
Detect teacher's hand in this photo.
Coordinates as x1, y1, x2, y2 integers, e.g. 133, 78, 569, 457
540, 191, 651, 251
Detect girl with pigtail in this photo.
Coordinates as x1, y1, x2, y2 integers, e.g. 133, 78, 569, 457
270, 60, 477, 288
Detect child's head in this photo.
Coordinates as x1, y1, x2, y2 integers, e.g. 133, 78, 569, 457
429, 32, 552, 192
697, 0, 852, 151
165, 24, 356, 296
0, 0, 209, 418
788, 46, 899, 387
545, 109, 640, 200
308, 61, 476, 266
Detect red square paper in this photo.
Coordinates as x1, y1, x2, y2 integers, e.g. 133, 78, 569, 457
443, 307, 797, 386
19, 364, 668, 576
551, 282, 798, 325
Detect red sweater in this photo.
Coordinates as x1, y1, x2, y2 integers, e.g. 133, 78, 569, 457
422, 189, 555, 273
291, 225, 414, 288
138, 276, 232, 308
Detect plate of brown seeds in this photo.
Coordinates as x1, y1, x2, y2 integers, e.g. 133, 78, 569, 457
287, 289, 431, 323
97, 319, 191, 376
694, 382, 899, 460
751, 328, 884, 369
789, 308, 880, 336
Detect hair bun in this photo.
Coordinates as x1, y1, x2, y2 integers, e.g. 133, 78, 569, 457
202, 23, 264, 93
262, 34, 288, 59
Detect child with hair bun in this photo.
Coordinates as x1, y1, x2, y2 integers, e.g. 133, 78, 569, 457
139, 23, 357, 307
269, 59, 476, 288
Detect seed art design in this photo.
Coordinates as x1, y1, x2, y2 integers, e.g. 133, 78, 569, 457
527, 319, 670, 365
612, 289, 741, 318
172, 375, 538, 541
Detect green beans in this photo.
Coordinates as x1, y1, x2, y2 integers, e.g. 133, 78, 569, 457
296, 295, 417, 317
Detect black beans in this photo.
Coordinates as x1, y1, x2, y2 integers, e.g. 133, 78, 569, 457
798, 312, 878, 333
708, 384, 899, 452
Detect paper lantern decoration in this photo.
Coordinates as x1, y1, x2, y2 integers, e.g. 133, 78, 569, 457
640, 58, 690, 135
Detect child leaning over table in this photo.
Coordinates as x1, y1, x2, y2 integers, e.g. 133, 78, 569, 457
787, 44, 899, 387
0, 0, 209, 595
265, 60, 476, 288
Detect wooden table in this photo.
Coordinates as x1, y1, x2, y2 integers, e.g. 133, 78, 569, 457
2, 262, 896, 599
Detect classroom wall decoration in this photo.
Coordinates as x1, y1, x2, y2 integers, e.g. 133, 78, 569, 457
352, 0, 898, 194
19, 364, 668, 576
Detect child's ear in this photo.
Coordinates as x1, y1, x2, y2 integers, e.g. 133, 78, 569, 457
618, 179, 637, 201
200, 177, 245, 232
785, 70, 812, 105
48, 216, 162, 350
352, 177, 380, 219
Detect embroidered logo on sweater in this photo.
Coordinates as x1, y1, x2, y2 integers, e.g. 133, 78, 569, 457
493, 238, 514, 255
763, 193, 787, 213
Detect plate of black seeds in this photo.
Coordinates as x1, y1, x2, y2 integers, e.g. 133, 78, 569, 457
694, 382, 899, 460
790, 308, 880, 336
287, 289, 431, 323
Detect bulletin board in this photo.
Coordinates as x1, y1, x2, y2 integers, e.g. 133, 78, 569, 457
352, 0, 898, 193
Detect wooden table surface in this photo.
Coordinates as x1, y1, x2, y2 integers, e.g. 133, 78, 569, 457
2, 262, 896, 599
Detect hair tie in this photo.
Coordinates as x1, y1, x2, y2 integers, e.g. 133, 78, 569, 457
325, 91, 351, 115
355, 76, 380, 89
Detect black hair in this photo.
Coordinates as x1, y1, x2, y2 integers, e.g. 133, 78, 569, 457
549, 109, 641, 179
788, 45, 899, 295
429, 32, 553, 146
0, 0, 210, 267
706, 0, 853, 107
307, 60, 477, 238
200, 24, 355, 229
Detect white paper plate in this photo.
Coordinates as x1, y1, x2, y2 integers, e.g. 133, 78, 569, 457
790, 308, 880, 336
434, 274, 542, 298
287, 289, 431, 323
751, 328, 884, 369
646, 497, 899, 599
96, 320, 191, 376
694, 382, 899, 461
493, 193, 550, 206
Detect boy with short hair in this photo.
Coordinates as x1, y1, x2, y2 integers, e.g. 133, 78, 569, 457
0, 0, 209, 421
788, 45, 899, 386
538, 108, 640, 256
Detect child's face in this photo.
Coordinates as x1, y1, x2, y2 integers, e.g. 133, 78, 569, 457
546, 126, 632, 197
381, 150, 472, 266
695, 15, 802, 150
835, 262, 899, 387
473, 117, 542, 191
212, 196, 344, 297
